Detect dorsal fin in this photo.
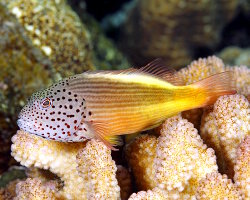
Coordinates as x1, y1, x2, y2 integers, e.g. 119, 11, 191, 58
138, 58, 184, 86
83, 59, 183, 86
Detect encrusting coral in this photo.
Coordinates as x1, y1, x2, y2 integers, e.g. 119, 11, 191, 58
200, 94, 249, 178
120, 0, 238, 67
195, 172, 243, 200
234, 136, 250, 199
3, 0, 93, 78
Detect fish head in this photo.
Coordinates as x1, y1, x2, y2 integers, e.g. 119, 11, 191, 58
17, 79, 85, 141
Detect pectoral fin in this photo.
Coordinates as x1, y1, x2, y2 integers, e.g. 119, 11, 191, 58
87, 121, 123, 151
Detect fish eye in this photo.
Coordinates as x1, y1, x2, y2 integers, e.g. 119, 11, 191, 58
40, 97, 52, 108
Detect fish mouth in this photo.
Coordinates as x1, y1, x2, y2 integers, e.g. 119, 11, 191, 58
17, 118, 36, 131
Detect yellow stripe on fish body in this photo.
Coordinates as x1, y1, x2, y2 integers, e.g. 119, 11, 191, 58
69, 71, 207, 137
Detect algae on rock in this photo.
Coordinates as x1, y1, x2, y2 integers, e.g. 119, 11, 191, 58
3, 0, 94, 78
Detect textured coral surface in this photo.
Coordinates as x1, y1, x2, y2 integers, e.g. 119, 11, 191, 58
196, 172, 242, 200
11, 130, 87, 199
76, 139, 120, 200
201, 94, 249, 178
120, 0, 239, 67
234, 136, 250, 199
3, 0, 93, 78
0, 3, 55, 173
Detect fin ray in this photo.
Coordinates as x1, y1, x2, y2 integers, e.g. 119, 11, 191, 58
88, 121, 122, 151
84, 59, 183, 85
192, 71, 237, 106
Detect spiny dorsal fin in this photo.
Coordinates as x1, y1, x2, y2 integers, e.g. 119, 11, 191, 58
138, 58, 184, 86
84, 59, 183, 85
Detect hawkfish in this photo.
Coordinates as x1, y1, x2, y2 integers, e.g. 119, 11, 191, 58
17, 59, 236, 150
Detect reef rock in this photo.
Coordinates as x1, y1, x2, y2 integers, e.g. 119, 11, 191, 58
120, 0, 239, 67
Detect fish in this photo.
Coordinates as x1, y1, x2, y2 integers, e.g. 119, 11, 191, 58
17, 59, 236, 150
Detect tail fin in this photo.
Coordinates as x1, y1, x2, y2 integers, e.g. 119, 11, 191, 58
192, 71, 236, 106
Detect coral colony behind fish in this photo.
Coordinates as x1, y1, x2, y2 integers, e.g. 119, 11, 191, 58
17, 59, 236, 150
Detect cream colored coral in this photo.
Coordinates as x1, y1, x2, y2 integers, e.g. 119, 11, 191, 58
178, 56, 225, 84
128, 188, 168, 200
116, 165, 132, 200
155, 115, 218, 198
234, 136, 250, 199
200, 107, 225, 171
11, 130, 87, 199
214, 95, 249, 171
200, 94, 249, 178
14, 178, 57, 200
125, 135, 158, 190
76, 139, 120, 200
196, 172, 242, 200
226, 65, 250, 96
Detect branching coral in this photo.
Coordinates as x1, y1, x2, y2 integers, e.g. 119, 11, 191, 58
14, 178, 58, 200
218, 46, 250, 66
10, 131, 124, 199
125, 135, 158, 190
195, 172, 242, 200
155, 115, 218, 198
234, 136, 250, 199
11, 130, 87, 199
225, 65, 250, 97
128, 188, 168, 200
201, 94, 249, 178
200, 107, 225, 170
214, 95, 249, 167
76, 139, 120, 200
125, 115, 219, 199
178, 56, 225, 84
